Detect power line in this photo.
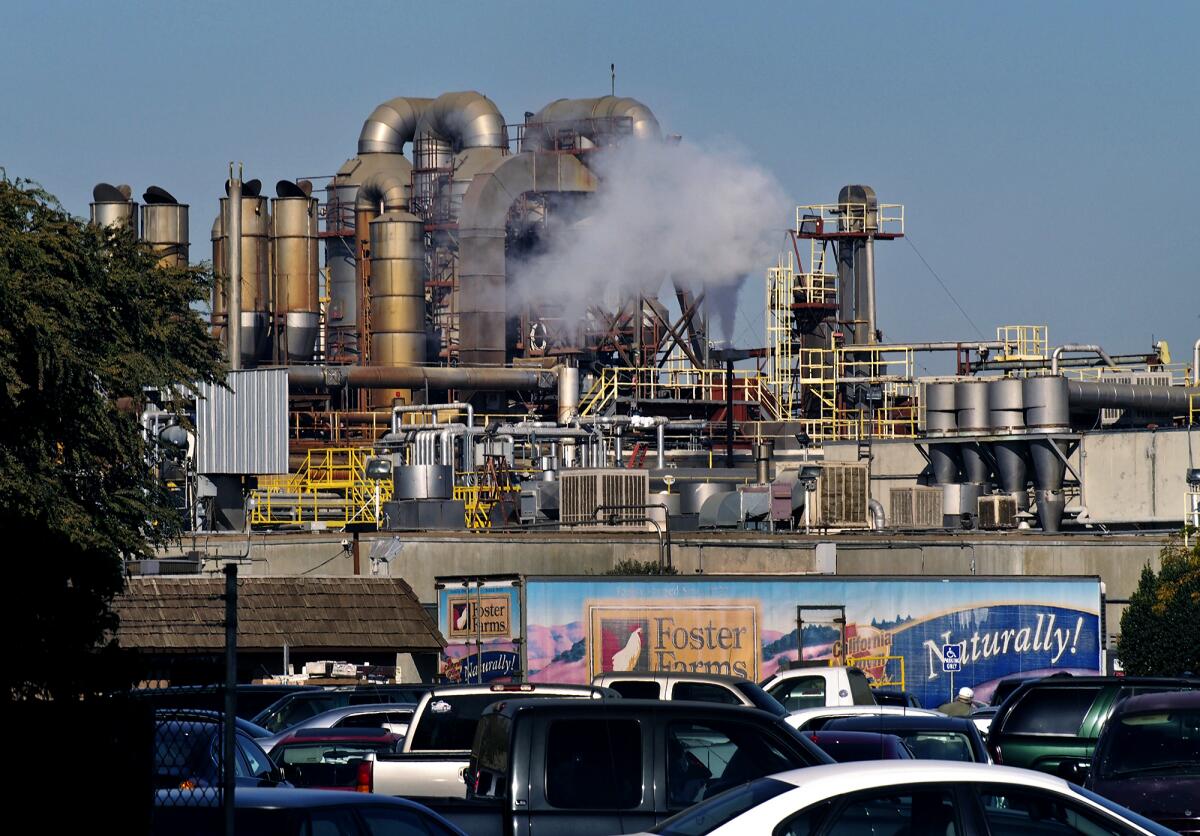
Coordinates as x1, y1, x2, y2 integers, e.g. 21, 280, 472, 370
905, 236, 985, 340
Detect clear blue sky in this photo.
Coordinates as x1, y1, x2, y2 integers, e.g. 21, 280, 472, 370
3, 0, 1196, 367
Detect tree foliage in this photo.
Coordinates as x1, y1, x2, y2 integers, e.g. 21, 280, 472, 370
605, 558, 680, 575
1117, 528, 1200, 676
0, 177, 224, 700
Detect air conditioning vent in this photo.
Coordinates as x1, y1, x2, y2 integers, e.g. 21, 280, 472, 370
890, 486, 944, 529
814, 462, 870, 528
978, 495, 1018, 529
560, 469, 650, 530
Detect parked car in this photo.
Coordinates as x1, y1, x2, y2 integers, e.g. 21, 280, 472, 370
135, 683, 319, 721
270, 727, 404, 791
253, 684, 433, 733
759, 665, 877, 711
824, 714, 990, 763
154, 718, 288, 791
154, 707, 273, 739
417, 698, 832, 835
784, 704, 940, 732
803, 730, 914, 762
258, 702, 416, 752
370, 682, 618, 799
985, 675, 1198, 776
151, 787, 467, 836
592, 672, 788, 716
871, 688, 921, 708
641, 761, 1176, 836
1085, 690, 1200, 833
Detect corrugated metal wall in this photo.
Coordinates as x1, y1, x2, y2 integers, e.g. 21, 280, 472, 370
195, 368, 288, 474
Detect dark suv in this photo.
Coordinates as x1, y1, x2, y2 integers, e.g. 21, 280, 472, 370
986, 676, 1198, 777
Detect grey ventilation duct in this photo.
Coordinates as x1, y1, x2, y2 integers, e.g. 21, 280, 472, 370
524, 95, 662, 150
140, 186, 189, 269
414, 91, 507, 152
355, 172, 410, 214
1066, 379, 1200, 414
90, 183, 138, 233
458, 152, 598, 366
358, 97, 434, 155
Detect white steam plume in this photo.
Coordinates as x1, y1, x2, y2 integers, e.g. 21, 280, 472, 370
509, 139, 789, 344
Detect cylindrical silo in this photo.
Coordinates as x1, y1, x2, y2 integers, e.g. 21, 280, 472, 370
368, 210, 426, 407
954, 380, 991, 486
988, 378, 1030, 509
271, 183, 320, 363
1023, 376, 1071, 531
557, 363, 580, 424
1022, 375, 1070, 431
140, 187, 189, 269
219, 192, 271, 367
924, 382, 962, 485
89, 183, 138, 234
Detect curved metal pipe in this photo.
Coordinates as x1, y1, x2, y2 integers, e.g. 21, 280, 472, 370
288, 364, 557, 392
868, 498, 886, 531
415, 91, 506, 151
355, 172, 409, 213
1051, 344, 1116, 376
358, 97, 433, 155
524, 96, 661, 149
392, 402, 474, 434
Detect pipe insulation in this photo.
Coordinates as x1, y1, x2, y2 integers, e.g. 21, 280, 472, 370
524, 95, 661, 150
1067, 380, 1200, 414
358, 97, 434, 155
288, 364, 557, 391
415, 91, 506, 151
1051, 344, 1116, 376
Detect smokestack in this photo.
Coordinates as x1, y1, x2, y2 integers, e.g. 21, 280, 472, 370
227, 166, 242, 371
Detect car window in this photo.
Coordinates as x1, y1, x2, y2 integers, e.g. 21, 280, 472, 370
666, 719, 797, 809
337, 711, 411, 728
978, 785, 1140, 835
1003, 688, 1100, 735
898, 731, 976, 762
359, 806, 445, 835
270, 695, 344, 732
673, 682, 742, 705
350, 693, 398, 706
411, 694, 561, 751
654, 777, 793, 836
822, 787, 959, 836
1095, 708, 1200, 780
609, 680, 662, 699
770, 676, 827, 711
545, 718, 642, 810
304, 808, 361, 836
236, 733, 275, 778
774, 800, 835, 836
847, 670, 876, 705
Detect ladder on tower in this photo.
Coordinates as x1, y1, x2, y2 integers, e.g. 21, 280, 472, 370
627, 442, 648, 469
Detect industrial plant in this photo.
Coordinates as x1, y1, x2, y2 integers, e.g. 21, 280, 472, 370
89, 90, 1200, 672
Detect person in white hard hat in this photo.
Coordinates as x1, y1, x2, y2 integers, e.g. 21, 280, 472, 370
938, 686, 975, 716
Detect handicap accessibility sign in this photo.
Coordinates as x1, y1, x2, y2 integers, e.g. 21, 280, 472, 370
942, 643, 964, 673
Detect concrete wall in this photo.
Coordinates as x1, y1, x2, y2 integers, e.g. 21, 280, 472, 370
159, 530, 1165, 646
1080, 427, 1199, 524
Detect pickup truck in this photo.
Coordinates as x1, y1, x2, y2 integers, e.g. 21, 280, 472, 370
370, 683, 613, 798
759, 665, 877, 711
591, 672, 788, 716
417, 698, 833, 835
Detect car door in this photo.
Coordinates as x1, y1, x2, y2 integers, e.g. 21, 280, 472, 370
774, 783, 964, 836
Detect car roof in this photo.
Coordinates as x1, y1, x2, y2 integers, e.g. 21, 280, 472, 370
278, 726, 400, 743
1111, 689, 1199, 714
485, 697, 778, 721
1013, 675, 1198, 688
427, 683, 608, 696
595, 672, 752, 685
766, 760, 1072, 794
785, 706, 941, 727
309, 701, 418, 718
825, 714, 976, 732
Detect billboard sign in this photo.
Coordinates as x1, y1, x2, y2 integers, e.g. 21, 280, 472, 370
437, 580, 521, 683
525, 576, 1102, 708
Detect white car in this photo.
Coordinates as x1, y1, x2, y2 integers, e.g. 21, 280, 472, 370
639, 761, 1175, 836
784, 704, 940, 732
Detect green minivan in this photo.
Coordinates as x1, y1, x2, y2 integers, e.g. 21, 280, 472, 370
985, 676, 1197, 778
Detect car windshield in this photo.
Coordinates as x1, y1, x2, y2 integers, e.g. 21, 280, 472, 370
1096, 708, 1200, 779
273, 741, 394, 765
258, 694, 347, 733
733, 683, 788, 717
653, 777, 793, 835
896, 731, 976, 762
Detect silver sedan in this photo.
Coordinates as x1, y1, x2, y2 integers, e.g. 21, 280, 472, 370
258, 702, 416, 753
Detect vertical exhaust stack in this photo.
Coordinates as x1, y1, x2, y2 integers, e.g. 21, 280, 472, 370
89, 183, 138, 234
271, 180, 319, 363
219, 178, 270, 368
140, 186, 189, 269
836, 184, 879, 346
988, 378, 1031, 511
210, 214, 226, 342
1023, 376, 1071, 532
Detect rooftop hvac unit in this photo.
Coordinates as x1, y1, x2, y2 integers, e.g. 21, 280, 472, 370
890, 486, 944, 529
814, 462, 870, 528
978, 494, 1018, 529
559, 469, 650, 530
1097, 371, 1174, 427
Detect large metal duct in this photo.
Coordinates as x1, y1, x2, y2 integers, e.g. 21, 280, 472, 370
1066, 380, 1200, 414
557, 362, 581, 424
412, 91, 506, 215
288, 364, 556, 391
1022, 376, 1070, 531
271, 181, 319, 363
458, 153, 598, 365
89, 183, 137, 233
218, 187, 271, 367
523, 95, 662, 150
210, 214, 226, 341
836, 185, 878, 346
327, 97, 433, 355
367, 210, 426, 407
140, 187, 188, 269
